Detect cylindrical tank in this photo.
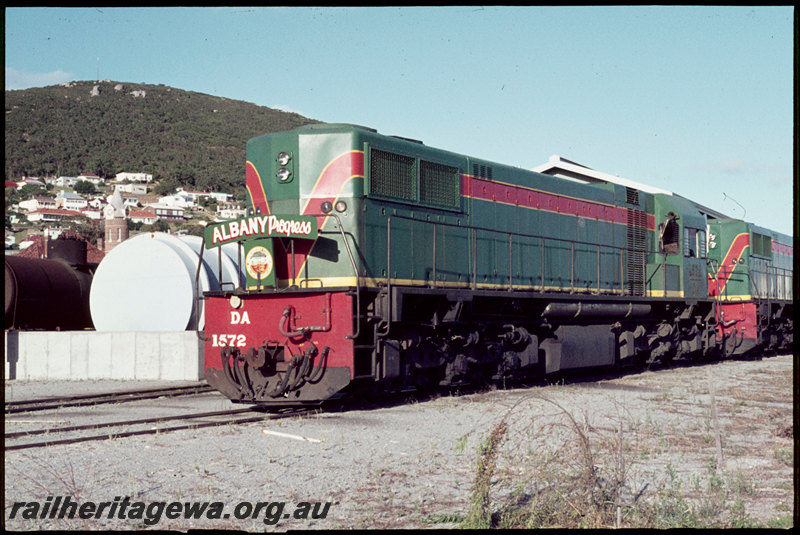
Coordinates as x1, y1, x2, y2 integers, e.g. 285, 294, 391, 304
89, 232, 243, 332
5, 255, 94, 330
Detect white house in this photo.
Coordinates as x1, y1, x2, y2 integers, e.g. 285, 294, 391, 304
129, 209, 158, 225
115, 172, 154, 183
16, 178, 45, 189
26, 208, 85, 223
121, 195, 140, 208
207, 192, 233, 203
54, 176, 79, 188
159, 193, 195, 209
116, 183, 148, 195
55, 191, 89, 211
81, 209, 103, 221
87, 197, 107, 209
77, 173, 104, 185
18, 196, 57, 212
215, 203, 246, 221
176, 187, 233, 204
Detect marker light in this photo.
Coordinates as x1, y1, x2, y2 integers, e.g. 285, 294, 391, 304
277, 152, 291, 165
277, 168, 291, 182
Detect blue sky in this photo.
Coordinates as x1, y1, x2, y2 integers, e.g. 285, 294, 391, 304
5, 6, 795, 235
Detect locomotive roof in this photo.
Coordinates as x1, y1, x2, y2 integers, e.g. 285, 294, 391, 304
533, 154, 732, 222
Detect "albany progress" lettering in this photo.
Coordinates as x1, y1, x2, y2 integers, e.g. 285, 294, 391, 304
205, 215, 317, 248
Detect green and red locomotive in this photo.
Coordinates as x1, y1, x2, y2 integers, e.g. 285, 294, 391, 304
198, 124, 793, 404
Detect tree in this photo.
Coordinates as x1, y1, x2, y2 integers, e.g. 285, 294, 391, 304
18, 184, 46, 199
89, 155, 115, 179
74, 180, 97, 195
153, 178, 180, 196
72, 221, 103, 245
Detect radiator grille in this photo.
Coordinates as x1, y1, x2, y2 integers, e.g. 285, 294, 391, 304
472, 163, 493, 179
625, 187, 640, 205
370, 149, 415, 201
421, 160, 459, 208
626, 208, 648, 296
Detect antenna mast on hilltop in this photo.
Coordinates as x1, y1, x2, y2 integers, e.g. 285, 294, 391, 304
96, 57, 100, 81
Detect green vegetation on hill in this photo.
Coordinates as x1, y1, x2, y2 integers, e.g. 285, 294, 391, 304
4, 80, 320, 197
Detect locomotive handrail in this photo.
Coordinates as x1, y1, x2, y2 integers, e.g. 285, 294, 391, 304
383, 214, 653, 333
306, 212, 362, 340
271, 213, 361, 340
193, 212, 362, 341
716, 263, 794, 302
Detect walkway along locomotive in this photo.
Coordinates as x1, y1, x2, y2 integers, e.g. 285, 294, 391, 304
196, 124, 793, 404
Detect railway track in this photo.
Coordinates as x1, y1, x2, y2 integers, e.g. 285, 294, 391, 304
4, 383, 215, 414
4, 406, 306, 451
4, 383, 314, 451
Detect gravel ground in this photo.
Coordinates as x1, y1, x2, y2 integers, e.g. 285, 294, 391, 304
4, 353, 795, 530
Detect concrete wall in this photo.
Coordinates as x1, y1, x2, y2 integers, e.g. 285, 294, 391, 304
5, 331, 204, 381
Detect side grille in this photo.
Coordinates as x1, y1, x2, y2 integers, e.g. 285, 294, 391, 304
472, 163, 493, 179
626, 209, 647, 296
370, 149, 415, 201
625, 187, 640, 206
421, 160, 459, 208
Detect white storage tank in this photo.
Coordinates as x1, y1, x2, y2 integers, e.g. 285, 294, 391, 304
89, 232, 243, 331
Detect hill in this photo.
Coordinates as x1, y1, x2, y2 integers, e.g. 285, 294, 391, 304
4, 80, 320, 198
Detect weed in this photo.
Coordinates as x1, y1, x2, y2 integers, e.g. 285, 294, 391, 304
773, 446, 794, 467
461, 420, 508, 529
455, 388, 771, 529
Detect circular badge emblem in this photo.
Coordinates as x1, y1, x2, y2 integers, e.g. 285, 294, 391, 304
245, 246, 274, 280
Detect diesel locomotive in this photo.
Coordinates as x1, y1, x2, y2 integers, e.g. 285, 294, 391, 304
197, 123, 793, 404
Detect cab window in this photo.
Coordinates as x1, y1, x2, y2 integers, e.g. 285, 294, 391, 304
660, 213, 680, 255
682, 227, 707, 258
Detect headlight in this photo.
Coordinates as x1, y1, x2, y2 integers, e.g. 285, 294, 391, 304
320, 201, 333, 213
335, 201, 347, 213
277, 152, 291, 166
277, 168, 291, 182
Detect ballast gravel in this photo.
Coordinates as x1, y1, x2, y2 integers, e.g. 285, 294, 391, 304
4, 353, 794, 530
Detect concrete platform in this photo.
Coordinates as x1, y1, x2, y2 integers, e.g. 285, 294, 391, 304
4, 330, 204, 381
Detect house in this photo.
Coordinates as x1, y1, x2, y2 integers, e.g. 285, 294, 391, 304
26, 208, 86, 224
16, 178, 45, 189
121, 195, 140, 208
116, 183, 148, 195
115, 172, 153, 183
158, 193, 195, 209
147, 203, 185, 222
215, 203, 246, 221
176, 187, 233, 204
18, 196, 57, 212
54, 176, 79, 188
207, 192, 234, 203
55, 191, 89, 211
87, 197, 107, 209
77, 173, 104, 185
81, 209, 103, 221
129, 209, 158, 225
